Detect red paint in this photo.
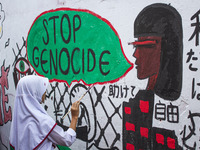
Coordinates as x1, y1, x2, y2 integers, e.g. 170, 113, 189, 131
131, 40, 157, 46
10, 143, 15, 150
139, 100, 149, 113
167, 137, 175, 149
125, 107, 131, 114
125, 122, 135, 131
156, 134, 164, 145
133, 36, 161, 80
140, 127, 149, 138
0, 65, 12, 125
0, 88, 2, 125
147, 73, 158, 90
126, 143, 135, 150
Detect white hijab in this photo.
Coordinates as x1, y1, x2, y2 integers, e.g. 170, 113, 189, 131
9, 75, 56, 150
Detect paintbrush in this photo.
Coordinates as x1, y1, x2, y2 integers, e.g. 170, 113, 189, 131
62, 84, 94, 120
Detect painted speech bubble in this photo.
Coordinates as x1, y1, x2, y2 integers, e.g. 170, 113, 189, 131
27, 8, 133, 86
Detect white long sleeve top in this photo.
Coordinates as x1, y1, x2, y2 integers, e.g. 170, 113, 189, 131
9, 75, 76, 150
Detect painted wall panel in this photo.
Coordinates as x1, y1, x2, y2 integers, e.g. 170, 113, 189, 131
0, 0, 200, 149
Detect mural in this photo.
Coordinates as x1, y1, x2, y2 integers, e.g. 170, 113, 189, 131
26, 8, 133, 86
46, 83, 123, 149
1, 1, 200, 150
123, 3, 183, 150
0, 62, 11, 150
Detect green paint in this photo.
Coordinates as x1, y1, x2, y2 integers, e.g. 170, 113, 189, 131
27, 8, 132, 85
10, 145, 14, 150
19, 60, 25, 72
57, 145, 71, 150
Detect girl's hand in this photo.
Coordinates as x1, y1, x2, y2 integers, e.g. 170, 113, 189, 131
71, 101, 80, 119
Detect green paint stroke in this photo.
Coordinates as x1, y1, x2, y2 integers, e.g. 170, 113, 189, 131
19, 60, 25, 72
57, 145, 71, 150
10, 145, 14, 150
27, 8, 133, 86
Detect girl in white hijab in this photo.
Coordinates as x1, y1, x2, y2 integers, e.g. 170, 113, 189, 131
9, 75, 80, 150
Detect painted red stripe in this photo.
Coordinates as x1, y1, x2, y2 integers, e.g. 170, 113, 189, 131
130, 40, 157, 46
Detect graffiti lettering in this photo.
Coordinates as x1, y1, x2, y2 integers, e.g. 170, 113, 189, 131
155, 101, 166, 120
189, 10, 200, 46
180, 111, 199, 150
167, 103, 179, 123
155, 101, 179, 123
191, 78, 200, 100
109, 84, 135, 98
188, 9, 200, 112
32, 47, 110, 76
0, 63, 12, 125
186, 49, 198, 71
42, 14, 81, 45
